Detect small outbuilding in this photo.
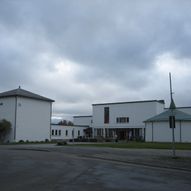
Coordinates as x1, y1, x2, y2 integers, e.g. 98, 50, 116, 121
145, 108, 191, 142
0, 87, 54, 142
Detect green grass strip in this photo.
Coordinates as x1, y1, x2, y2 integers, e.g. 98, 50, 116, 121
70, 142, 191, 150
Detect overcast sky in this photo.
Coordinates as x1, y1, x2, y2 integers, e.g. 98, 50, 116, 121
1, 0, 191, 120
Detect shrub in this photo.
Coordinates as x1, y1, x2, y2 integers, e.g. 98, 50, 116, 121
45, 139, 49, 143
0, 119, 11, 142
57, 141, 67, 146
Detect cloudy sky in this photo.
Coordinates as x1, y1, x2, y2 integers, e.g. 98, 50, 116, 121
1, 0, 191, 120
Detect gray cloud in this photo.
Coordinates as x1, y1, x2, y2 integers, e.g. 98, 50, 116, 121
0, 0, 191, 118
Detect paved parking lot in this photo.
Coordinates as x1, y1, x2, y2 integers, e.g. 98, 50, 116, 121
0, 144, 191, 191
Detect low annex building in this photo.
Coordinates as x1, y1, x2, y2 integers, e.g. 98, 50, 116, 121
51, 124, 87, 141
145, 106, 191, 142
51, 116, 92, 141
0, 87, 54, 142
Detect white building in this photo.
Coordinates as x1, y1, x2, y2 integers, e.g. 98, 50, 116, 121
51, 116, 92, 141
0, 87, 54, 142
73, 115, 92, 127
92, 100, 165, 140
51, 124, 87, 141
73, 115, 93, 137
145, 108, 191, 142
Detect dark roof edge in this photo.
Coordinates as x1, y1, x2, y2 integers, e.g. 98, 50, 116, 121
144, 119, 191, 123
0, 94, 55, 102
165, 106, 191, 109
92, 100, 165, 106
73, 115, 92, 118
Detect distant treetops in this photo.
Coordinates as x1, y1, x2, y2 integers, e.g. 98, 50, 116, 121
57, 120, 74, 126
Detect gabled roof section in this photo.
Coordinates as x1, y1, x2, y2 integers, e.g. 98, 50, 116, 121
0, 87, 54, 102
144, 109, 191, 122
92, 100, 165, 106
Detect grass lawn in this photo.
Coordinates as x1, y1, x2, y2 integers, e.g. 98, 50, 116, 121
71, 142, 191, 150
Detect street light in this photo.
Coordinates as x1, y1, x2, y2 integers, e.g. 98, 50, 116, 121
169, 73, 176, 158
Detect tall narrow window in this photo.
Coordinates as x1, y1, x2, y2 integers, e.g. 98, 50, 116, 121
104, 107, 109, 124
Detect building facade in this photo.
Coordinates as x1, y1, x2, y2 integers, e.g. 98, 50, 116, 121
51, 124, 87, 141
145, 108, 191, 142
91, 100, 165, 140
73, 115, 92, 127
0, 87, 54, 142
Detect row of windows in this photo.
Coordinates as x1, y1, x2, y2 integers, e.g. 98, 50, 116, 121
51, 129, 81, 136
116, 117, 129, 123
52, 129, 61, 136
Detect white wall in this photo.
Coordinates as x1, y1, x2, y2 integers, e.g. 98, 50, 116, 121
73, 116, 92, 127
93, 101, 164, 129
51, 125, 86, 140
15, 97, 51, 142
145, 121, 191, 142
0, 97, 16, 142
181, 122, 191, 142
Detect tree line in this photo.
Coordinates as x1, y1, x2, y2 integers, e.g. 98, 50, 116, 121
57, 120, 74, 126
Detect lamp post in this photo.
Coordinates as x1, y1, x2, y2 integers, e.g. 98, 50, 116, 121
169, 73, 176, 158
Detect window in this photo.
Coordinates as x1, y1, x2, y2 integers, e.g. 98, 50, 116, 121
0, 102, 3, 106
78, 130, 80, 136
58, 130, 61, 136
104, 107, 109, 124
65, 130, 68, 136
55, 130, 58, 136
52, 130, 54, 135
116, 117, 129, 123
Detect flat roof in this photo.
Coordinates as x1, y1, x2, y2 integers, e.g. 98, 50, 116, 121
92, 100, 165, 106
73, 115, 92, 118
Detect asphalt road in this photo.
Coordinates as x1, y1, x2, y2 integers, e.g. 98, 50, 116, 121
0, 144, 191, 191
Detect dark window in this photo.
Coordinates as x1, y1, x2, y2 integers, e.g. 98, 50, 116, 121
65, 130, 68, 136
55, 130, 58, 136
104, 107, 109, 124
78, 130, 80, 136
116, 117, 129, 123
58, 130, 61, 136
52, 130, 54, 135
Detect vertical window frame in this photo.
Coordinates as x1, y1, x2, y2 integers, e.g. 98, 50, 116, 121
104, 107, 109, 124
